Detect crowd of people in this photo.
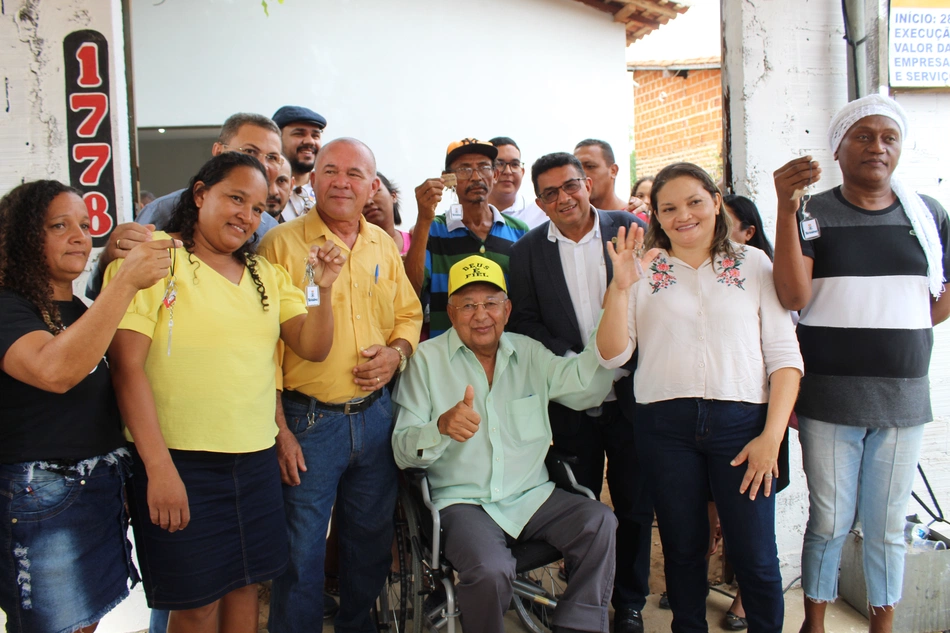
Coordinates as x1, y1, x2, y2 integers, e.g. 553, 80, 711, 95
1, 92, 947, 633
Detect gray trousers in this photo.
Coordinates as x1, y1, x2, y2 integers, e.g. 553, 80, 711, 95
441, 488, 618, 633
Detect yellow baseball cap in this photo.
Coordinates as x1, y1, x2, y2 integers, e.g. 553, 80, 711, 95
448, 256, 507, 296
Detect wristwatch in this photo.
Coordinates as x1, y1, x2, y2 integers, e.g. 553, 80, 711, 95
391, 345, 408, 373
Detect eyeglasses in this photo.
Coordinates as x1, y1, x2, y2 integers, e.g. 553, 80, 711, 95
538, 178, 583, 204
451, 299, 507, 315
495, 160, 522, 172
221, 144, 285, 167
452, 164, 495, 181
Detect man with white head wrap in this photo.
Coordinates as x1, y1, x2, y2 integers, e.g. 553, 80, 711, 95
772, 94, 950, 633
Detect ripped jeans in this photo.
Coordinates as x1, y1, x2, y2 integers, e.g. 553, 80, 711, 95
0, 448, 139, 633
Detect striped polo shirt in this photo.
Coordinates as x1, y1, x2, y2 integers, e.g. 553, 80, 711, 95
796, 186, 950, 427
423, 206, 529, 338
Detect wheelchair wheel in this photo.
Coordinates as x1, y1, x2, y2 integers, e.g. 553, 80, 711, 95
511, 563, 564, 633
375, 487, 424, 632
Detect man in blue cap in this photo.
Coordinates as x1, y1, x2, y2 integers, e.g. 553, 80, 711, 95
272, 105, 327, 223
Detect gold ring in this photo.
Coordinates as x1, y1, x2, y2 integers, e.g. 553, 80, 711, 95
377, 376, 381, 383
116, 238, 122, 250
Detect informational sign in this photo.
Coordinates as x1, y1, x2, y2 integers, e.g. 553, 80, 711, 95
889, 0, 950, 88
64, 30, 117, 247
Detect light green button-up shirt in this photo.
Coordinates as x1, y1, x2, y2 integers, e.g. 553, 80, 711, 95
392, 327, 614, 537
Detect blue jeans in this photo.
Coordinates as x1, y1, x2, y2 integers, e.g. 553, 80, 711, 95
149, 608, 169, 633
269, 390, 398, 633
798, 416, 924, 607
0, 450, 137, 633
637, 399, 782, 633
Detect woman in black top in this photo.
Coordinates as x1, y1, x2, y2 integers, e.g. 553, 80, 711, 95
0, 180, 176, 633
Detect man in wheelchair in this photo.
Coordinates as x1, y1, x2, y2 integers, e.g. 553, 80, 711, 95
392, 255, 622, 633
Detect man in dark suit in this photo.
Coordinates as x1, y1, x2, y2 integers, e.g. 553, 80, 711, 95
508, 152, 653, 633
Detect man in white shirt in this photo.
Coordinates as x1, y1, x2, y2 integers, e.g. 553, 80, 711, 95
272, 105, 326, 222
508, 152, 651, 633
488, 136, 548, 229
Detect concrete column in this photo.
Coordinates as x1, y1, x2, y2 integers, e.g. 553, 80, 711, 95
722, 0, 847, 234
720, 0, 849, 582
0, 0, 134, 246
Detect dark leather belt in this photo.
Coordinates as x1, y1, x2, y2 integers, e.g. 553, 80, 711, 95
283, 388, 383, 415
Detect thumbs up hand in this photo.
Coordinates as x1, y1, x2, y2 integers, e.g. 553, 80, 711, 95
437, 385, 482, 442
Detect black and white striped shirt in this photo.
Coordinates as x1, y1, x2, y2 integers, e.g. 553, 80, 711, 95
796, 187, 950, 427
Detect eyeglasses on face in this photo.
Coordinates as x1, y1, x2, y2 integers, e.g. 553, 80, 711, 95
451, 298, 507, 315
221, 144, 285, 167
538, 178, 583, 204
494, 160, 522, 172
451, 164, 495, 181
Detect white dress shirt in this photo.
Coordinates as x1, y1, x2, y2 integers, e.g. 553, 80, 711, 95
548, 210, 626, 402
501, 194, 549, 230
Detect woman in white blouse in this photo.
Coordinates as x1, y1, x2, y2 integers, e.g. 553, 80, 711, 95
597, 163, 802, 633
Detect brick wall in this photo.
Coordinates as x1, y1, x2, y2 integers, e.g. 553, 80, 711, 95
632, 68, 722, 184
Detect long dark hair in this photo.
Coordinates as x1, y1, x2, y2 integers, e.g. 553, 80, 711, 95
723, 194, 774, 261
631, 176, 654, 198
167, 152, 271, 310
0, 180, 83, 333
377, 172, 402, 226
646, 162, 734, 260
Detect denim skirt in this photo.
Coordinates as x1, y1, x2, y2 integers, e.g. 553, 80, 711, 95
127, 445, 289, 610
0, 449, 137, 633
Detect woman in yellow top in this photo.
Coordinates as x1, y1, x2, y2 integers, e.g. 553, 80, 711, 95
105, 152, 344, 632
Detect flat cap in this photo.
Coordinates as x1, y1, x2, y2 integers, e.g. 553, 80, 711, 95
272, 105, 327, 130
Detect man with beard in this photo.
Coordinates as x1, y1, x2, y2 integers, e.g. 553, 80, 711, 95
268, 158, 295, 220
272, 105, 326, 223
406, 138, 529, 338
487, 136, 547, 230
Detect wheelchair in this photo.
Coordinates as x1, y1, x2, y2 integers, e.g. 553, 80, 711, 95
373, 448, 595, 633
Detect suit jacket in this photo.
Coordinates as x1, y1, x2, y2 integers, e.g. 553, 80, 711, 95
508, 209, 645, 429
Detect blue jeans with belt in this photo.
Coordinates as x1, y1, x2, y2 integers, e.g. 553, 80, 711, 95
268, 389, 398, 633
636, 399, 782, 633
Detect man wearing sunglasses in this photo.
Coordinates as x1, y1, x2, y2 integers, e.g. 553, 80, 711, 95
508, 152, 653, 633
406, 138, 530, 338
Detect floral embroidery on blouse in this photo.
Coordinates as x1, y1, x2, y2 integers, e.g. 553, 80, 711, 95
648, 255, 676, 294
716, 249, 746, 290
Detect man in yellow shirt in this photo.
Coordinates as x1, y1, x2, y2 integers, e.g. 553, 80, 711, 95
258, 138, 423, 631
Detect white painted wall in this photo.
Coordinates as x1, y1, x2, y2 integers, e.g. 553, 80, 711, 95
129, 0, 634, 228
